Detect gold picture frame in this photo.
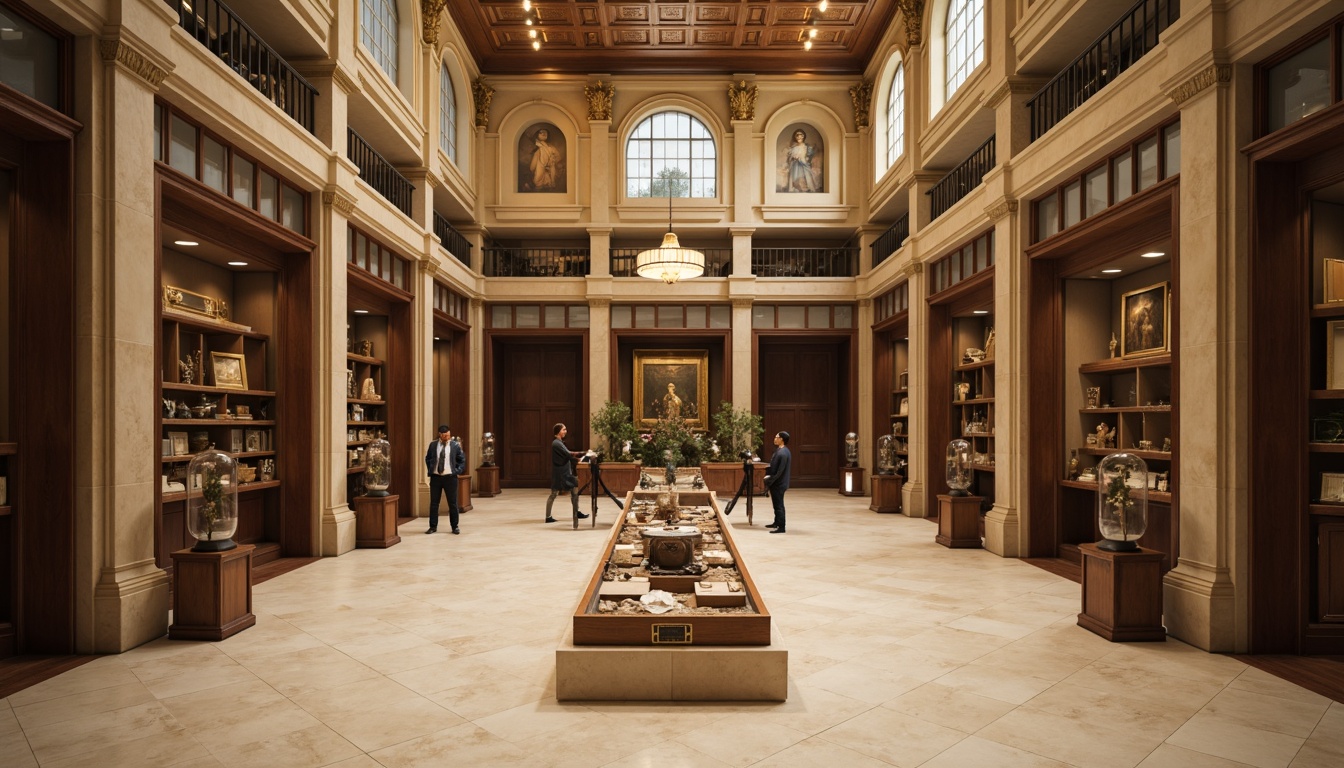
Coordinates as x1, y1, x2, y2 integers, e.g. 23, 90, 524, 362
633, 349, 709, 429
1328, 320, 1344, 390
1120, 281, 1170, 358
210, 352, 248, 390
1325, 258, 1344, 303
162, 285, 229, 321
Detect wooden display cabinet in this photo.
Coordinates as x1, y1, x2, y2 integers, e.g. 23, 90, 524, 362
345, 351, 387, 503
952, 315, 996, 502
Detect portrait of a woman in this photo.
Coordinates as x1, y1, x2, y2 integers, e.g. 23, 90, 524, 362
518, 123, 566, 193
776, 125, 824, 193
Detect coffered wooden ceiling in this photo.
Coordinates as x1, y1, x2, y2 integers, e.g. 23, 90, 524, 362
447, 1, 899, 75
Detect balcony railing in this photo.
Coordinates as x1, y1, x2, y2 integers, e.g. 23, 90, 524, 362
1027, 0, 1179, 141
348, 129, 414, 217
433, 212, 472, 268
872, 213, 910, 268
752, 247, 859, 277
166, 0, 317, 134
484, 247, 591, 277
611, 248, 733, 278
928, 136, 996, 221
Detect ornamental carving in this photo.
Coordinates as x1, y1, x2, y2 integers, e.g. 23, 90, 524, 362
98, 38, 168, 88
1168, 64, 1232, 106
850, 80, 874, 130
588, 297, 612, 308
321, 189, 356, 216
472, 78, 495, 128
418, 259, 442, 277
984, 197, 1018, 221
585, 80, 615, 121
894, 0, 925, 46
728, 80, 758, 121
421, 0, 447, 46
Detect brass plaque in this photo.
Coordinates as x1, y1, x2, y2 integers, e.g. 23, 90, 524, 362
651, 624, 692, 644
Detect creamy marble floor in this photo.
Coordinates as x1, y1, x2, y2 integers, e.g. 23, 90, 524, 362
3, 489, 1342, 768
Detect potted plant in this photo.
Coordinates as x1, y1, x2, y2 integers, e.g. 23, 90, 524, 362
700, 401, 766, 496
581, 400, 643, 495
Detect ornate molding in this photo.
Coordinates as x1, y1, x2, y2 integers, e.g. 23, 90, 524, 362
585, 80, 615, 121
984, 197, 1019, 221
472, 78, 495, 129
1168, 64, 1232, 106
728, 80, 758, 121
421, 0, 447, 46
417, 259, 442, 277
899, 261, 924, 279
331, 64, 359, 95
470, 297, 484, 310
321, 188, 357, 216
731, 297, 754, 310
984, 78, 1045, 109
850, 80, 874, 130
894, 0, 925, 46
858, 298, 873, 308
588, 297, 612, 308
98, 37, 168, 88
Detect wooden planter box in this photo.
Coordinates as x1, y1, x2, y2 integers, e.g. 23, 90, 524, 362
572, 490, 772, 646
576, 461, 642, 496
699, 462, 766, 497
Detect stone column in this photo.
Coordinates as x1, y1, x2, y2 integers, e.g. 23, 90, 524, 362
318, 187, 358, 556
901, 261, 928, 518
589, 120, 611, 226
84, 25, 175, 653
588, 227, 612, 278
732, 119, 754, 225
983, 194, 1024, 557
1162, 61, 1243, 652
731, 227, 755, 278
730, 297, 754, 408
469, 297, 487, 460
856, 298, 874, 472
588, 297, 613, 447
414, 259, 441, 517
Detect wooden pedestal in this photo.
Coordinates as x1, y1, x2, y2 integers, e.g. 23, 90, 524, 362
456, 474, 473, 513
353, 494, 401, 548
576, 461, 642, 496
870, 474, 902, 513
476, 465, 500, 496
169, 544, 256, 641
935, 494, 982, 548
839, 466, 865, 496
699, 462, 767, 497
1078, 543, 1167, 642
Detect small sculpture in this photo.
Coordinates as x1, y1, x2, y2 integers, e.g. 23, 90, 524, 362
984, 327, 996, 360
1067, 448, 1081, 480
360, 377, 378, 400
1095, 422, 1115, 448
163, 398, 176, 418
179, 349, 202, 385
175, 401, 191, 419
1109, 333, 1118, 358
1162, 437, 1172, 452
710, 439, 720, 459
621, 439, 633, 460
664, 450, 676, 487
691, 471, 705, 490
639, 471, 653, 490
346, 367, 355, 398
1085, 386, 1101, 409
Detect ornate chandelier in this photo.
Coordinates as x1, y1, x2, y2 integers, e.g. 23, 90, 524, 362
635, 193, 705, 284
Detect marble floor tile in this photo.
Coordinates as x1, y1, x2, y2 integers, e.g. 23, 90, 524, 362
977, 706, 1165, 768
12, 681, 156, 729
817, 706, 966, 766
1166, 712, 1307, 768
1137, 743, 1257, 767
883, 681, 1015, 732
205, 723, 361, 768
1228, 667, 1334, 707
368, 721, 535, 767
22, 701, 184, 764
671, 714, 810, 768
747, 734, 895, 767
42, 729, 210, 768
1198, 686, 1330, 738
599, 740, 734, 768
917, 734, 1075, 767
796, 657, 925, 704
931, 662, 1057, 705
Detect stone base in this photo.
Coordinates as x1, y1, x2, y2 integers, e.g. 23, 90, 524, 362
321, 504, 357, 556
983, 503, 1021, 557
556, 625, 788, 701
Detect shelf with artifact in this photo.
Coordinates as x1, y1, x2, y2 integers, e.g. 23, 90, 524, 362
950, 318, 997, 498
872, 280, 910, 511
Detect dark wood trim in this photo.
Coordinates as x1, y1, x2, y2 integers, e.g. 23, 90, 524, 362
1027, 256, 1063, 558
1027, 178, 1177, 266
347, 268, 417, 505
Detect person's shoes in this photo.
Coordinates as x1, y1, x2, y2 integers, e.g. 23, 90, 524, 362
425, 528, 436, 534
545, 517, 558, 524
765, 521, 778, 528
769, 528, 786, 534
576, 512, 589, 519
451, 528, 460, 535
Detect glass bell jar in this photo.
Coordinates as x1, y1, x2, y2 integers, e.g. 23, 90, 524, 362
481, 432, 496, 466
364, 438, 392, 496
876, 434, 895, 475
1096, 452, 1148, 551
187, 449, 238, 552
945, 439, 973, 496
844, 432, 859, 467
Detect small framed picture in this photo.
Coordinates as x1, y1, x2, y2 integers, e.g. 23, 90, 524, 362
1325, 258, 1344, 303
898, 397, 909, 415
1121, 281, 1169, 358
1322, 472, 1344, 503
210, 352, 248, 390
168, 431, 189, 456
245, 429, 262, 452
0, 476, 7, 506
1328, 320, 1344, 390
897, 370, 908, 390
1313, 418, 1344, 443
230, 429, 244, 453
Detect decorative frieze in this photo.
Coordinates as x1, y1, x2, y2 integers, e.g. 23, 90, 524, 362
984, 197, 1019, 221
588, 297, 612, 309
472, 78, 495, 128
850, 80, 874, 130
321, 188, 357, 216
585, 80, 615, 121
728, 80, 758, 121
731, 297, 754, 310
1168, 64, 1232, 106
98, 37, 169, 88
899, 261, 924, 279
417, 259, 442, 278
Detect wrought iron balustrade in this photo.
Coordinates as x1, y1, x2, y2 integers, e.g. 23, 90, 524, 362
484, 247, 591, 277
347, 129, 414, 217
165, 0, 317, 134
872, 213, 910, 268
1027, 0, 1179, 141
928, 136, 996, 221
433, 212, 472, 268
611, 248, 732, 278
751, 247, 859, 277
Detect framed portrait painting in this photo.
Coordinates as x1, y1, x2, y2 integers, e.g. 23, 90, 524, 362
210, 352, 248, 390
517, 122, 566, 193
1120, 281, 1169, 358
775, 122, 824, 193
633, 349, 709, 429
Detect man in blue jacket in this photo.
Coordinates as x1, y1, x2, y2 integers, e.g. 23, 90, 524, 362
764, 431, 792, 533
424, 425, 466, 534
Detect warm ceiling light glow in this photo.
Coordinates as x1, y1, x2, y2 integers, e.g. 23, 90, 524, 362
636, 194, 705, 284
1102, 268, 1122, 274
529, 29, 537, 38
532, 40, 541, 50
353, 309, 369, 314
808, 28, 818, 39
173, 240, 199, 246
227, 261, 248, 267
972, 309, 989, 315
819, 1, 829, 11
804, 39, 813, 50
522, 0, 531, 10
1140, 251, 1165, 258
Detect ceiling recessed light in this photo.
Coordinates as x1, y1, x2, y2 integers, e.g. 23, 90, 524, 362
434, 336, 440, 341
227, 261, 248, 267
173, 240, 199, 247
972, 309, 989, 315
1102, 268, 1122, 274
353, 309, 369, 314
1140, 251, 1165, 258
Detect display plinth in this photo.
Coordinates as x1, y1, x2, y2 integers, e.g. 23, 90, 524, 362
1078, 543, 1167, 642
475, 465, 500, 496
456, 474, 473, 513
839, 466, 865, 496
169, 544, 255, 641
870, 474, 902, 513
353, 494, 401, 548
935, 494, 982, 548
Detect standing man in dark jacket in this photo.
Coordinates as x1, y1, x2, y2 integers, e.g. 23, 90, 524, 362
424, 425, 466, 534
545, 423, 588, 524
764, 431, 792, 533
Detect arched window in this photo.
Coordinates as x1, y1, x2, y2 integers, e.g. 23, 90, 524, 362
945, 0, 984, 100
625, 111, 717, 198
361, 0, 399, 83
439, 63, 457, 162
886, 61, 905, 168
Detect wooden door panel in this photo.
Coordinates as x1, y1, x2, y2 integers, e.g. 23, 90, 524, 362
499, 342, 583, 486
759, 343, 841, 487
1319, 522, 1344, 624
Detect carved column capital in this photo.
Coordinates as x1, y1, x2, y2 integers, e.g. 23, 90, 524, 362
417, 259, 442, 277
421, 0, 447, 46
899, 261, 924, 278
728, 80, 758, 121
585, 80, 615, 121
470, 297, 484, 311
894, 0, 925, 46
1168, 64, 1232, 106
98, 36, 169, 89
850, 80, 874, 130
858, 297, 873, 309
588, 297, 612, 309
731, 297, 754, 310
321, 188, 357, 216
984, 197, 1019, 221
472, 78, 495, 129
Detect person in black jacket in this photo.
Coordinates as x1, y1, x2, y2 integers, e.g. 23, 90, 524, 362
424, 425, 466, 534
764, 431, 792, 533
545, 423, 588, 523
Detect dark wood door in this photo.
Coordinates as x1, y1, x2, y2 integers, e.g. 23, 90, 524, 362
759, 342, 842, 487
499, 342, 583, 486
